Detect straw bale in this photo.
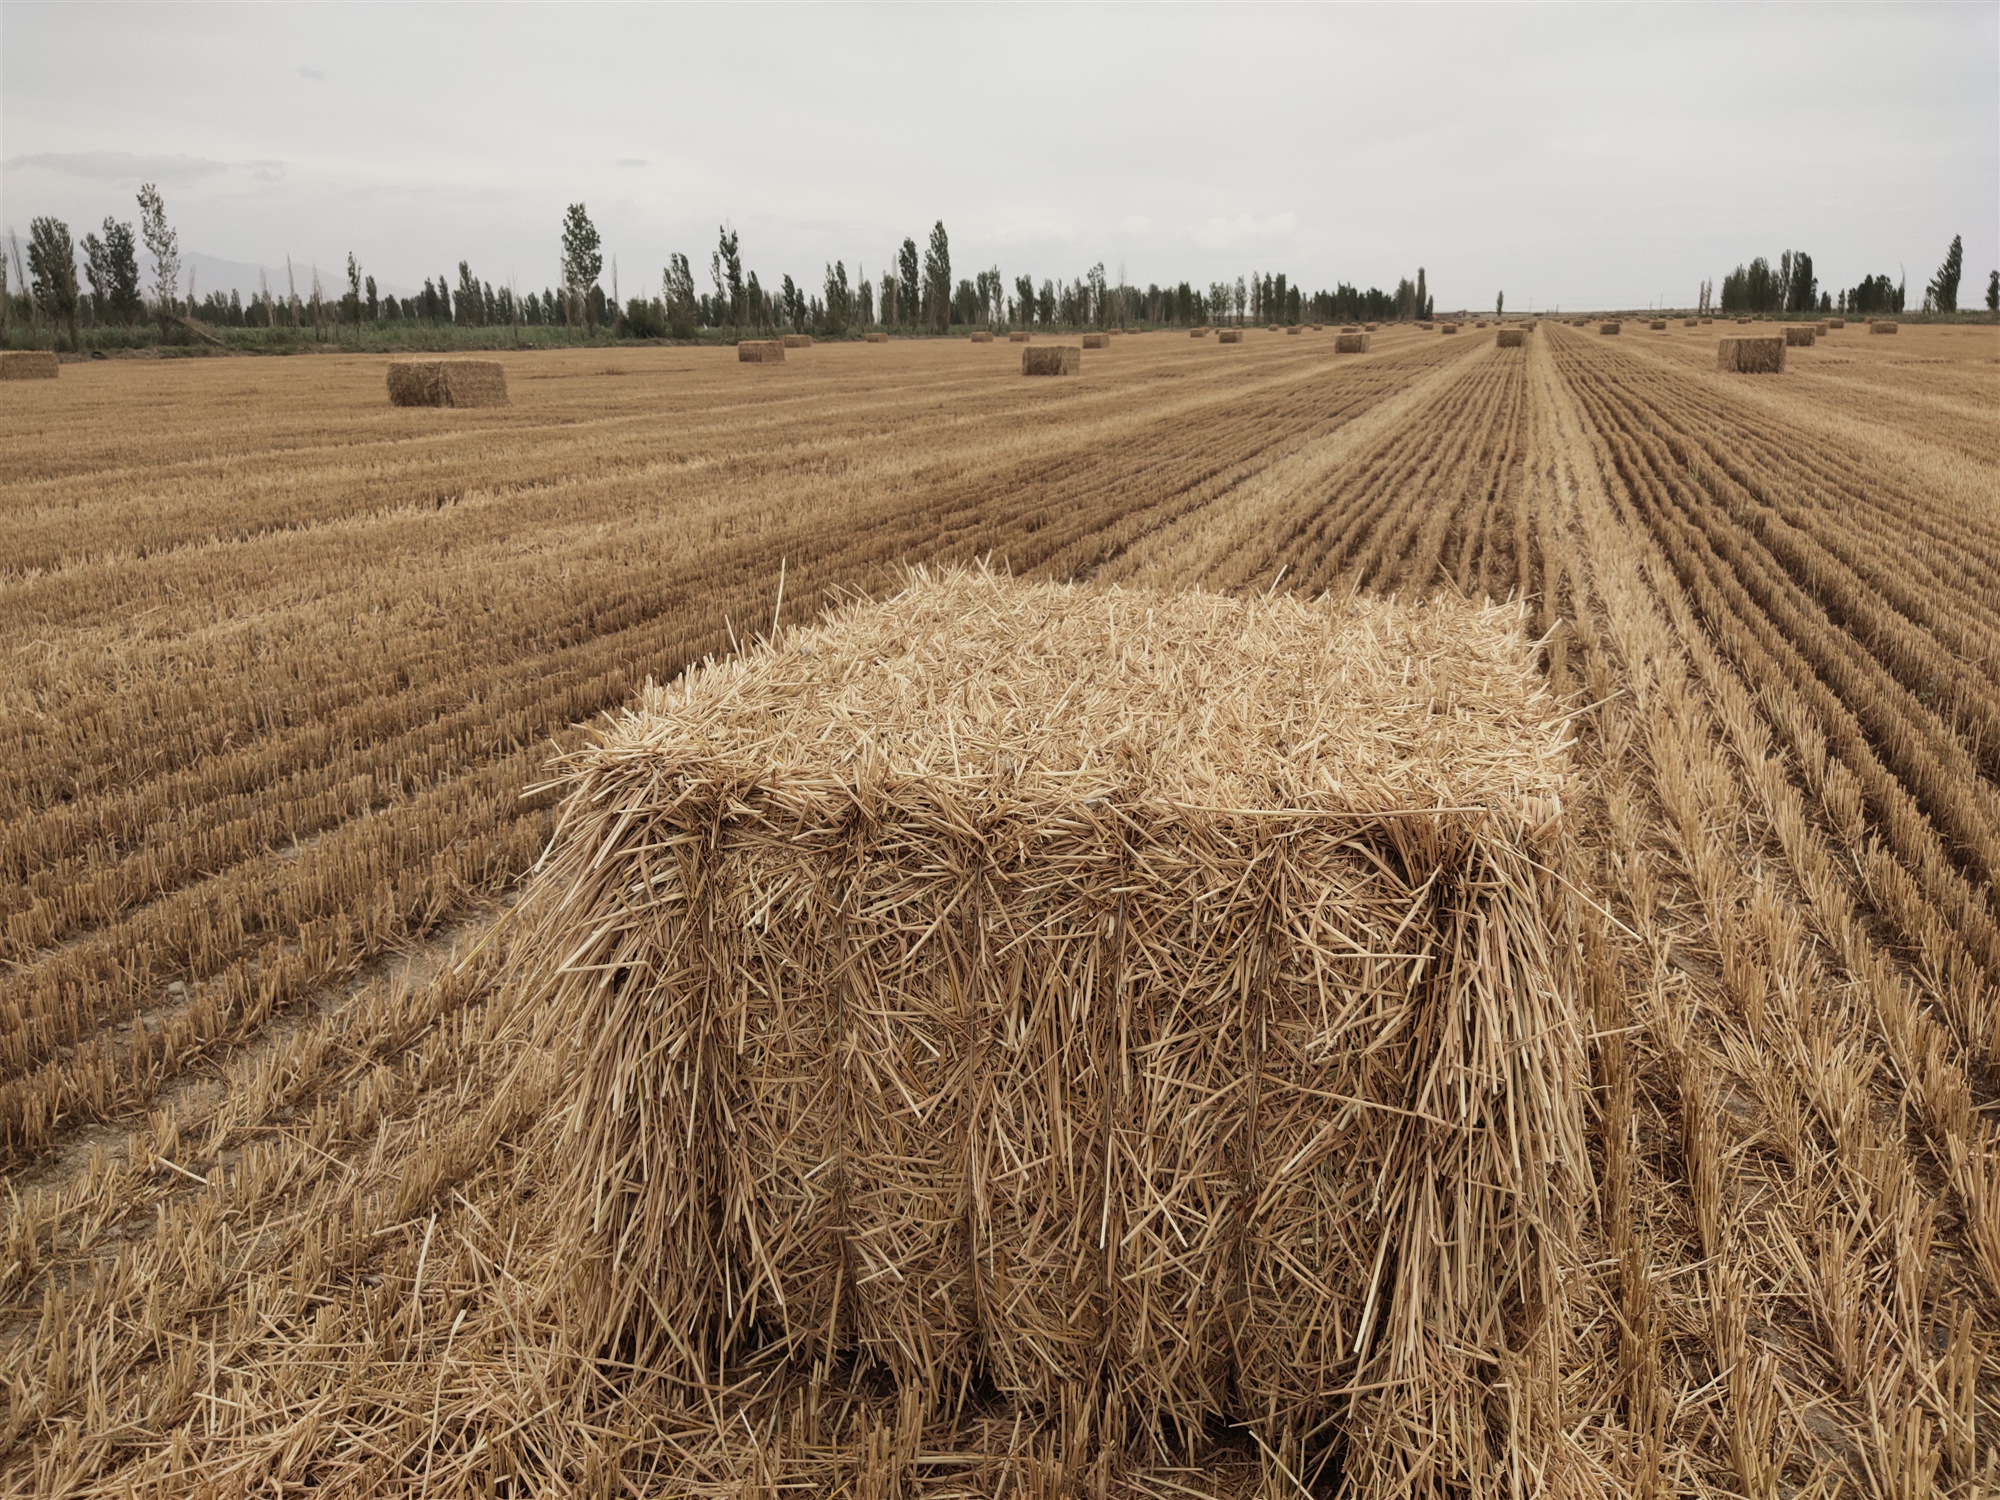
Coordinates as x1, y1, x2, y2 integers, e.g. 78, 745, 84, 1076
1495, 328, 1525, 348
1417, 322, 1433, 331
1599, 321, 1620, 335
1649, 320, 1666, 331
1286, 325, 1302, 335
1334, 331, 1369, 352
781, 334, 814, 348
1870, 320, 1898, 334
0, 350, 60, 379
738, 340, 786, 363
1009, 331, 1031, 343
1268, 324, 1282, 333
1717, 334, 1785, 373
1021, 345, 1081, 375
1216, 329, 1242, 343
1701, 317, 1713, 324
1736, 317, 1751, 324
1441, 323, 1460, 334
866, 331, 890, 342
384, 359, 509, 407
1190, 327, 1209, 337
1683, 319, 1698, 327
1364, 322, 1377, 331
1082, 332, 1109, 348
1827, 318, 1844, 329
970, 331, 995, 343
513, 568, 1585, 1477
1784, 325, 1815, 347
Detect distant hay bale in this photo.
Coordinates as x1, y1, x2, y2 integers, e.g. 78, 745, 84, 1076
0, 350, 60, 380
1190, 328, 1210, 338
1600, 322, 1620, 335
1701, 317, 1713, 324
970, 331, 995, 343
1008, 331, 1031, 343
1334, 331, 1369, 352
1827, 318, 1844, 329
1081, 333, 1109, 348
1717, 335, 1785, 373
781, 334, 814, 348
737, 341, 786, 363
1496, 328, 1525, 348
1683, 319, 1698, 327
1475, 321, 1488, 329
385, 359, 509, 407
1870, 321, 1898, 334
1268, 324, 1282, 332
1649, 320, 1666, 331
1021, 345, 1081, 375
1736, 317, 1752, 325
1217, 329, 1242, 343
1286, 325, 1301, 335
515, 567, 1585, 1476
1441, 323, 1461, 334
866, 331, 890, 343
1784, 325, 1815, 347
1364, 322, 1377, 331
1418, 322, 1433, 330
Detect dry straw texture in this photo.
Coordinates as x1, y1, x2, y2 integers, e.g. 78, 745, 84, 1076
1784, 325, 1816, 347
1021, 345, 1081, 376
970, 331, 996, 343
1684, 319, 1699, 328
509, 568, 1585, 1485
1871, 320, 1899, 334
781, 334, 814, 348
1717, 334, 1786, 373
1268, 324, 1282, 332
1008, 331, 1031, 343
1335, 331, 1370, 353
1827, 317, 1845, 329
1649, 320, 1667, 331
1190, 328, 1209, 338
1495, 329, 1525, 349
738, 341, 786, 363
866, 331, 890, 342
0, 349, 60, 379
1216, 329, 1242, 343
1599, 322, 1621, 335
1286, 326, 1302, 335
1441, 324, 1460, 334
384, 359, 508, 407
1082, 333, 1109, 348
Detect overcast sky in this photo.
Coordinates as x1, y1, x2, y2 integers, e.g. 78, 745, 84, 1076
3, 3, 1994, 312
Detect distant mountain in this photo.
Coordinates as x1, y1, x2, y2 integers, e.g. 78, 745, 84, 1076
182, 250, 416, 303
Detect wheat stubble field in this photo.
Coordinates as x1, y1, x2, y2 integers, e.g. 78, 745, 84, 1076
3, 319, 1999, 1496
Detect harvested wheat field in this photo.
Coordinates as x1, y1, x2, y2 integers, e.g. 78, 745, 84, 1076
3, 319, 1999, 1497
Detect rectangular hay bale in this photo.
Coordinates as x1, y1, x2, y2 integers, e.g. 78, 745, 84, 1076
1216, 329, 1242, 343
384, 359, 509, 407
781, 334, 814, 348
1600, 322, 1621, 335
1827, 318, 1844, 329
1081, 333, 1108, 348
738, 340, 786, 363
1441, 323, 1460, 334
1021, 345, 1080, 375
1718, 334, 1786, 373
513, 569, 1585, 1479
0, 350, 60, 379
1784, 325, 1815, 347
1870, 321, 1898, 334
1009, 331, 1031, 342
1495, 328, 1525, 348
866, 331, 890, 342
1649, 320, 1666, 331
1334, 331, 1369, 352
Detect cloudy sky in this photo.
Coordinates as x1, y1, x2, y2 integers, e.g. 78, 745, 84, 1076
3, 3, 1994, 312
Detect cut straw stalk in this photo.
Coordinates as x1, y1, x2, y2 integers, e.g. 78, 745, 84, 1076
508, 567, 1586, 1472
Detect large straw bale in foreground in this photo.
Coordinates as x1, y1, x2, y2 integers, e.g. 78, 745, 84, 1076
0, 350, 60, 379
515, 570, 1585, 1480
1021, 345, 1080, 375
385, 359, 508, 407
738, 340, 786, 363
1718, 334, 1785, 373
1334, 331, 1369, 352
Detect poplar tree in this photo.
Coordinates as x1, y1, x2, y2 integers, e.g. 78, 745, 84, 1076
1926, 234, 1962, 313
27, 216, 80, 348
663, 254, 697, 339
897, 239, 919, 329
561, 203, 603, 331
136, 182, 180, 332
922, 222, 951, 333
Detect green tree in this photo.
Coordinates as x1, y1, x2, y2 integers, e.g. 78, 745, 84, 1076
922, 222, 951, 333
663, 254, 697, 339
81, 217, 142, 324
823, 261, 851, 335
136, 182, 180, 331
365, 275, 379, 322
345, 253, 364, 336
1014, 273, 1034, 328
1925, 234, 1962, 313
1987, 269, 1998, 313
1496, 290, 1504, 318
710, 224, 744, 328
455, 261, 481, 326
896, 238, 919, 329
27, 216, 80, 348
561, 203, 603, 331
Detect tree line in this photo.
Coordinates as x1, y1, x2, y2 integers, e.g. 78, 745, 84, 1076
4, 194, 1443, 351
1705, 235, 1994, 317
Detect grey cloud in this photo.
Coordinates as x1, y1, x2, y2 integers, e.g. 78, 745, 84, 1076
297, 67, 327, 82
615, 158, 647, 168
4, 151, 234, 183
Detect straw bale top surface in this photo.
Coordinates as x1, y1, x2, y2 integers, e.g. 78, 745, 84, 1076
585, 569, 1568, 824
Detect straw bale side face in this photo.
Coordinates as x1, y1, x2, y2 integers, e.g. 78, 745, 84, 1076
1827, 318, 1844, 329
1190, 328, 1208, 338
866, 331, 890, 342
1684, 319, 1699, 327
1870, 321, 1898, 334
0, 350, 60, 379
970, 331, 995, 343
1649, 320, 1667, 330
1285, 325, 1302, 335
514, 572, 1583, 1464
1784, 325, 1815, 347
1600, 321, 1621, 334
1495, 328, 1525, 348
385, 359, 508, 407
1717, 335, 1785, 373
1216, 329, 1242, 343
738, 340, 786, 362
1081, 333, 1108, 348
780, 334, 813, 348
1267, 324, 1281, 332
1021, 345, 1080, 375
1335, 332, 1369, 352
1009, 331, 1031, 342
